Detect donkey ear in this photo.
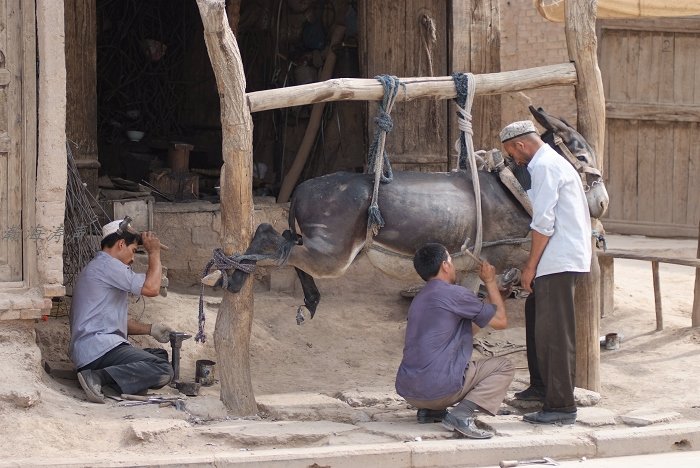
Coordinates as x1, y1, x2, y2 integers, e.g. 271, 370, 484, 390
528, 105, 555, 131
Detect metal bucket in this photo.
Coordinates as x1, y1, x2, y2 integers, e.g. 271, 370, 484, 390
195, 359, 216, 386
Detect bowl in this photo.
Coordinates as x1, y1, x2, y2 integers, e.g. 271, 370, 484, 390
126, 130, 145, 142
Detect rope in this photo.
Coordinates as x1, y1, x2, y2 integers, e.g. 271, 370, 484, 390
420, 13, 440, 141
451, 72, 483, 260
195, 249, 264, 343
365, 75, 402, 244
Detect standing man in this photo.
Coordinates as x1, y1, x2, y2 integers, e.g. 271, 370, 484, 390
500, 120, 591, 425
70, 219, 174, 403
395, 243, 515, 439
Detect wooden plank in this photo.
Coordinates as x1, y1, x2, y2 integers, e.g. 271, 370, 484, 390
635, 121, 655, 223
606, 102, 700, 122
604, 31, 627, 103
602, 218, 699, 237
606, 119, 625, 220
246, 63, 578, 113
64, 0, 99, 195
636, 31, 659, 105
653, 123, 673, 224
658, 32, 675, 104
695, 36, 700, 106
601, 18, 700, 34
597, 249, 700, 268
449, 0, 501, 162
672, 124, 690, 225
688, 122, 700, 225
625, 31, 641, 102
674, 33, 696, 105
621, 120, 638, 221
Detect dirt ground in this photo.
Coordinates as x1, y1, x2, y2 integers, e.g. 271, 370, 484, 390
1, 234, 699, 461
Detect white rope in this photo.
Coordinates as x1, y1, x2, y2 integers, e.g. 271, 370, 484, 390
454, 73, 483, 260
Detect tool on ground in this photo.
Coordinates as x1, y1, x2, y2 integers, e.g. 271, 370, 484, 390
499, 457, 559, 467
169, 331, 192, 381
119, 393, 186, 410
117, 215, 170, 250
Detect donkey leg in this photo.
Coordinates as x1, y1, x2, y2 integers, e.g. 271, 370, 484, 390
226, 223, 289, 293
294, 267, 320, 322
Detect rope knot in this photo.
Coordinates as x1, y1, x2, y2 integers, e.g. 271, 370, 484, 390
374, 110, 394, 133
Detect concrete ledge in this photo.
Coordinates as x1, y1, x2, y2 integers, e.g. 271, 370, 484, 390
409, 435, 596, 468
3, 422, 700, 467
591, 421, 700, 458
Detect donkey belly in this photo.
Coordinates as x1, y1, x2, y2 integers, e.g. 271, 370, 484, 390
365, 245, 422, 282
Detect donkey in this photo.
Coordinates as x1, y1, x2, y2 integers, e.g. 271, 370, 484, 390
218, 106, 609, 322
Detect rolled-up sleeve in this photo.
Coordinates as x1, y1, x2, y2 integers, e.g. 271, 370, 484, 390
529, 164, 559, 237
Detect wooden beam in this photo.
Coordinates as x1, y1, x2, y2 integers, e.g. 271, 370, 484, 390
597, 249, 700, 268
196, 0, 256, 415
652, 260, 663, 331
246, 63, 577, 113
606, 102, 700, 123
567, 0, 605, 393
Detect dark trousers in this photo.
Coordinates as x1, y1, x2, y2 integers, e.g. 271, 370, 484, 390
524, 272, 581, 413
79, 344, 174, 395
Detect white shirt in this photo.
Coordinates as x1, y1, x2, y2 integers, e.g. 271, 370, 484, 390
527, 143, 591, 277
69, 252, 146, 368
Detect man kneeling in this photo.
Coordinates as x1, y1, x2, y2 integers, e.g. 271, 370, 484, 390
395, 243, 514, 438
69, 219, 174, 403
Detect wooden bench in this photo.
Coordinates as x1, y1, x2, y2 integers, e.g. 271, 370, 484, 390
597, 249, 700, 331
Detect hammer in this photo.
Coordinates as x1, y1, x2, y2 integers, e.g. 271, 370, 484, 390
117, 216, 169, 251
499, 457, 558, 467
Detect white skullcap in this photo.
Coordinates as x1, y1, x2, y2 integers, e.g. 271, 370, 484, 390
101, 219, 124, 240
499, 120, 537, 143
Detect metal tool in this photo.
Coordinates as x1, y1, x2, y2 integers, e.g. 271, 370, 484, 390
499, 457, 558, 467
119, 393, 186, 410
169, 331, 192, 381
117, 216, 170, 250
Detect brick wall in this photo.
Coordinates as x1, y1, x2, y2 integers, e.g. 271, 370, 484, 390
499, 1, 577, 129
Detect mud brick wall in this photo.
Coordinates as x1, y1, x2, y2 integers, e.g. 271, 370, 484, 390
499, 1, 577, 129
154, 198, 289, 284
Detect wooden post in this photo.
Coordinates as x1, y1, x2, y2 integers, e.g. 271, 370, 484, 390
566, 0, 604, 392
449, 1, 501, 169
692, 220, 700, 327
599, 254, 614, 318
64, 0, 99, 195
196, 0, 256, 415
651, 261, 663, 331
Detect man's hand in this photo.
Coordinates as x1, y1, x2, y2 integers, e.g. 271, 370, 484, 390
521, 265, 536, 293
150, 323, 173, 343
478, 260, 497, 285
141, 231, 161, 254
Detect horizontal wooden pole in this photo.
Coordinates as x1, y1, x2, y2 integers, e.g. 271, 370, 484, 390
597, 249, 700, 268
607, 101, 700, 123
246, 63, 577, 113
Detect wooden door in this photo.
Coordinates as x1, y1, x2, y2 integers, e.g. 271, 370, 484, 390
359, 0, 449, 172
599, 18, 700, 237
0, 0, 24, 282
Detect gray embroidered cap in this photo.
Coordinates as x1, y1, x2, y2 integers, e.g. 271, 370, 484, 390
499, 120, 538, 143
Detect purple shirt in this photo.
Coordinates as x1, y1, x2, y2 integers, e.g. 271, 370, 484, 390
395, 279, 496, 401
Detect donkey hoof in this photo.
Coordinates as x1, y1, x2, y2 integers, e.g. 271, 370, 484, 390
295, 306, 308, 326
